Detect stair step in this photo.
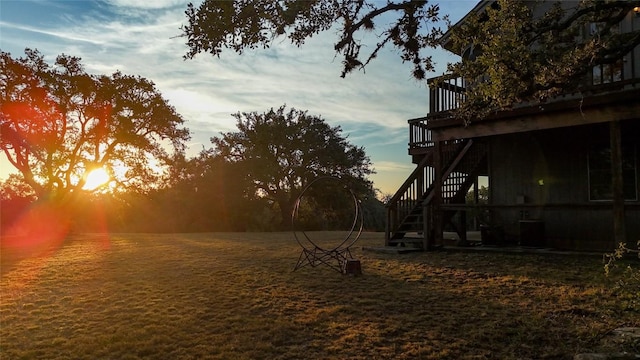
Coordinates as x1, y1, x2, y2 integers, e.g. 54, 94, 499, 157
388, 236, 424, 249
388, 139, 488, 246
399, 221, 423, 226
363, 246, 422, 254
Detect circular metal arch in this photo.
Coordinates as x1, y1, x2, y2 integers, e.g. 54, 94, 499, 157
291, 176, 363, 253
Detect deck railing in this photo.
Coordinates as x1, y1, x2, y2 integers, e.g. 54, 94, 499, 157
407, 75, 467, 151
412, 47, 640, 151
424, 46, 638, 115
427, 75, 466, 114
408, 117, 432, 149
408, 117, 465, 151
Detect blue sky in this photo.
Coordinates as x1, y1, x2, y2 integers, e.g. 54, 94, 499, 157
0, 0, 477, 195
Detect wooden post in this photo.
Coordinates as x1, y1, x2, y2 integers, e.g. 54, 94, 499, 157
458, 209, 468, 245
385, 205, 394, 246
431, 140, 444, 250
423, 202, 430, 250
473, 177, 479, 230
429, 80, 436, 113
609, 120, 626, 248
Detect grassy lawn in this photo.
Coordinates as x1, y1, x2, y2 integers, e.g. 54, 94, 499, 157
1, 232, 638, 359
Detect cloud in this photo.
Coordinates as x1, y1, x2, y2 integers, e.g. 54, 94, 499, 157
373, 161, 415, 172
0, 0, 473, 193
104, 0, 191, 10
0, 21, 105, 45
10, 3, 428, 137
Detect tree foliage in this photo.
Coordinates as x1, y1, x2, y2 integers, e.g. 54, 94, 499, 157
182, 0, 445, 79
182, 0, 640, 117
604, 240, 640, 311
0, 49, 191, 203
0, 174, 36, 233
212, 105, 374, 228
0, 173, 35, 201
155, 151, 258, 232
447, 0, 640, 120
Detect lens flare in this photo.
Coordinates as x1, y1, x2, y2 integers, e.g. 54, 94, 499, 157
83, 168, 110, 190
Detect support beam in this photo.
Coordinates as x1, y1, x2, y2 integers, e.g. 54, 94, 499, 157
458, 210, 468, 245
385, 206, 392, 246
423, 202, 431, 250
609, 120, 626, 249
473, 177, 479, 230
430, 140, 444, 249
430, 95, 640, 142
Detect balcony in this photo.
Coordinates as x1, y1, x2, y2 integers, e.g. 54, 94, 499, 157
408, 75, 465, 159
409, 46, 640, 154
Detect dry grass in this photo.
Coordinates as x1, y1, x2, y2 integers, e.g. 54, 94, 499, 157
1, 232, 638, 359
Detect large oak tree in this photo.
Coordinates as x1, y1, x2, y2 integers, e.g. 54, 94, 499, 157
212, 105, 373, 228
182, 0, 445, 79
1, 49, 190, 245
182, 0, 640, 113
446, 0, 640, 120
0, 49, 191, 203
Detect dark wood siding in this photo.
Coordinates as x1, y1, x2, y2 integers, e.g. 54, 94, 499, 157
487, 120, 640, 251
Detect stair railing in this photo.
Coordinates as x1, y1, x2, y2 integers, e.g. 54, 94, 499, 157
385, 139, 477, 244
385, 152, 435, 244
422, 139, 474, 206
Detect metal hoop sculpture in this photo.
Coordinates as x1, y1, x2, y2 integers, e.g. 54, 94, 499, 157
292, 176, 363, 274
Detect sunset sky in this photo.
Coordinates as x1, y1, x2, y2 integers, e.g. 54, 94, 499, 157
0, 0, 476, 195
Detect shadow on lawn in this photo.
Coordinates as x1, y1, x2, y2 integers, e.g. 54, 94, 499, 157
286, 247, 634, 359
0, 232, 636, 359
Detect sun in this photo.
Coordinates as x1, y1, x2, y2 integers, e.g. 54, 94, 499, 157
83, 168, 111, 190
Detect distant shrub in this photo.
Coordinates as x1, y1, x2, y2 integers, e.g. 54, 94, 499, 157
604, 240, 640, 311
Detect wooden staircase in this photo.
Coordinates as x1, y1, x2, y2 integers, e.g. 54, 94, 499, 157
385, 138, 487, 249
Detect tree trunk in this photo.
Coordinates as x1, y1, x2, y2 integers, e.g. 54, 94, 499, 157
609, 120, 626, 249
279, 198, 295, 230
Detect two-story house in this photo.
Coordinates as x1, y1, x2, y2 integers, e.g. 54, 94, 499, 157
385, 0, 640, 251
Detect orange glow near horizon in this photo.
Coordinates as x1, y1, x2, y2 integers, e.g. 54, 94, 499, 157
2, 202, 71, 256
1, 200, 111, 297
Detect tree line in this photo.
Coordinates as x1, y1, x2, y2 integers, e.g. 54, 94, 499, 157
1, 50, 383, 235
4, 0, 638, 237
1, 157, 385, 235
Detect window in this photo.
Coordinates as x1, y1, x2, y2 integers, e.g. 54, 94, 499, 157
588, 145, 637, 201
587, 22, 624, 85
592, 60, 623, 85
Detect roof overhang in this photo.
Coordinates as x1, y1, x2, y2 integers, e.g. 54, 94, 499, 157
440, 0, 494, 54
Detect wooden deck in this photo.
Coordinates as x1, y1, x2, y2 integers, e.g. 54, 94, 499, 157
365, 231, 604, 256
